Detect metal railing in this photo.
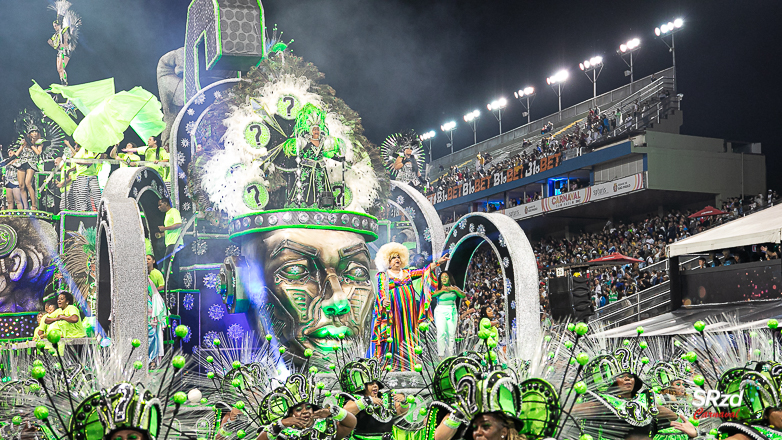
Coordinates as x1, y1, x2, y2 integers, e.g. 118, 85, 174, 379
589, 280, 671, 329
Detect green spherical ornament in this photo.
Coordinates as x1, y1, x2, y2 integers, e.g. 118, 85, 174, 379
641, 356, 650, 364
689, 417, 699, 427
576, 397, 583, 404
53, 362, 62, 371
418, 322, 430, 332
755, 349, 763, 357
34, 406, 49, 420
132, 339, 142, 348
673, 340, 682, 347
133, 361, 143, 370
231, 379, 242, 388
316, 382, 325, 390
564, 341, 574, 349
206, 356, 214, 363
623, 339, 631, 346
693, 321, 706, 332
175, 325, 189, 338
325, 391, 332, 397
32, 359, 43, 367
338, 332, 346, 340
36, 340, 46, 350
480, 318, 492, 330
639, 341, 648, 350
28, 383, 41, 392
580, 434, 594, 440
385, 366, 392, 372
237, 430, 247, 439
207, 372, 215, 379
234, 401, 245, 410
478, 329, 491, 340
31, 366, 46, 379
548, 351, 555, 359
750, 331, 759, 338
693, 374, 705, 386
575, 322, 589, 336
413, 364, 423, 373
569, 358, 576, 365
46, 329, 62, 344
201, 398, 208, 404
384, 352, 393, 360
213, 339, 221, 347
769, 319, 779, 330
489, 351, 497, 361
304, 349, 314, 358
172, 356, 186, 369
406, 395, 415, 404
232, 361, 242, 369
278, 347, 286, 354
684, 351, 697, 363
544, 335, 552, 342
547, 365, 555, 373
487, 339, 498, 349
574, 381, 587, 394
265, 334, 273, 341
414, 346, 423, 355
709, 429, 718, 436
636, 326, 644, 335
309, 366, 319, 375
386, 337, 394, 343
329, 363, 336, 370
567, 323, 576, 332
576, 352, 590, 365
12, 415, 23, 425
172, 392, 188, 405
419, 407, 428, 415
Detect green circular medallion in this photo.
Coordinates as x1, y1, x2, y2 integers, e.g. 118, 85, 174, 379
243, 122, 270, 150
276, 95, 302, 120
0, 224, 17, 257
243, 183, 269, 210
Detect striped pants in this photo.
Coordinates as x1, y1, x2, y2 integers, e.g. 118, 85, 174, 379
72, 176, 102, 211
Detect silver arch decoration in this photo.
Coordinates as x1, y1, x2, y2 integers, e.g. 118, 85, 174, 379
389, 181, 445, 259
443, 212, 539, 358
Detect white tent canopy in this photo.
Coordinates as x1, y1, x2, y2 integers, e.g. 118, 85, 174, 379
667, 204, 782, 257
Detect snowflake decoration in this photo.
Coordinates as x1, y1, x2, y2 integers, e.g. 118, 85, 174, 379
183, 293, 195, 310
498, 234, 506, 248
203, 331, 219, 346
162, 186, 170, 198
449, 243, 456, 252
133, 187, 139, 197
404, 208, 416, 220
477, 224, 486, 235
225, 245, 240, 257
192, 345, 199, 354
186, 121, 197, 135
194, 93, 206, 105
423, 227, 432, 243
150, 180, 159, 193
459, 219, 467, 230
192, 240, 208, 256
180, 138, 189, 149
203, 273, 219, 290
186, 108, 195, 116
167, 292, 176, 308
510, 300, 516, 309
213, 90, 222, 99
177, 151, 185, 167
505, 278, 513, 295
208, 303, 225, 321
179, 171, 186, 180
503, 257, 510, 268
183, 202, 191, 212
469, 223, 475, 233
136, 174, 142, 182
227, 323, 244, 339
182, 326, 192, 343
183, 272, 193, 289
396, 195, 405, 205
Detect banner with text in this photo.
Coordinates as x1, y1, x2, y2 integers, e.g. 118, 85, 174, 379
427, 153, 563, 205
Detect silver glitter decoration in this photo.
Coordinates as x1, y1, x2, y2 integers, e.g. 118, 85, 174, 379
179, 171, 186, 180
268, 215, 278, 225
341, 214, 349, 225
186, 108, 195, 116
422, 251, 429, 258
282, 212, 293, 223
328, 213, 337, 224
208, 303, 225, 320
503, 257, 510, 268
423, 227, 432, 242
298, 212, 309, 223
225, 245, 240, 257
314, 213, 324, 224
203, 331, 219, 346
213, 90, 222, 99
183, 293, 195, 310
133, 187, 139, 197
227, 323, 244, 339
183, 272, 193, 289
396, 195, 405, 205
510, 300, 516, 309
254, 216, 263, 226
361, 218, 368, 228
459, 219, 467, 229
405, 208, 416, 220
194, 94, 206, 105
351, 217, 360, 227
469, 223, 475, 233
177, 151, 186, 166
182, 201, 191, 212
242, 217, 251, 227
186, 121, 197, 135
498, 234, 506, 247
477, 224, 486, 235
203, 273, 219, 290
192, 240, 208, 256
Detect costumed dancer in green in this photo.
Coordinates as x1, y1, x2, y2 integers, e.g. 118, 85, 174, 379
431, 271, 465, 357
48, 0, 81, 85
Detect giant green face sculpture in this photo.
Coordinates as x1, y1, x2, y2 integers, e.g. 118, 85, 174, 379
242, 228, 374, 355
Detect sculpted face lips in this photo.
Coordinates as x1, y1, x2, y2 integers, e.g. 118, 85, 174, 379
245, 228, 374, 356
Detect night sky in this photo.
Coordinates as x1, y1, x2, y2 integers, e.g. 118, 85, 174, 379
1, 0, 780, 190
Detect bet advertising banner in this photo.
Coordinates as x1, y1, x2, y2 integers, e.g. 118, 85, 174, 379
427, 153, 563, 204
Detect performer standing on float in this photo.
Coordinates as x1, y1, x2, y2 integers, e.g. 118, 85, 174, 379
431, 271, 464, 357
373, 242, 447, 370
48, 1, 80, 85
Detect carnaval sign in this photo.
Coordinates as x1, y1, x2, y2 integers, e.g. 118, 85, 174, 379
426, 153, 562, 204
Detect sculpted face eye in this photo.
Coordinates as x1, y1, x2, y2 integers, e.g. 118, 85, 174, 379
342, 263, 369, 282
278, 262, 310, 281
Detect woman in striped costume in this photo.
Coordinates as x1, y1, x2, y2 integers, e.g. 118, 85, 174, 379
373, 242, 448, 371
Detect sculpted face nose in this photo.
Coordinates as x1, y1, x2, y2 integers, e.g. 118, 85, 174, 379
321, 268, 350, 317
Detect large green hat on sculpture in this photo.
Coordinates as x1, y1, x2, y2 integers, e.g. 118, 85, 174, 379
188, 55, 389, 240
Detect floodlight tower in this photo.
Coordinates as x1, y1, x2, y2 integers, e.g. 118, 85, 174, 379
546, 70, 569, 121
514, 87, 535, 125
486, 98, 507, 134
463, 110, 481, 144
419, 130, 436, 162
579, 56, 604, 106
440, 121, 457, 155
655, 18, 684, 92
617, 38, 641, 82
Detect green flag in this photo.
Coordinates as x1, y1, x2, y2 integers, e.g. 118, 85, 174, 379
50, 78, 116, 116
29, 80, 78, 135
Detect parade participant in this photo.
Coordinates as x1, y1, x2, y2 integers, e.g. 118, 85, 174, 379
431, 271, 465, 356
32, 312, 47, 341
339, 358, 409, 440
147, 254, 165, 290
147, 280, 168, 366
156, 197, 182, 287
44, 291, 85, 339
373, 242, 447, 370
2, 148, 24, 209
48, 0, 81, 85
14, 128, 43, 210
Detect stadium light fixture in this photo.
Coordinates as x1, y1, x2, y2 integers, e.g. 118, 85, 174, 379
486, 98, 507, 134
441, 121, 457, 154
579, 56, 604, 106
617, 38, 641, 82
655, 18, 684, 92
547, 70, 568, 120
419, 130, 436, 161
463, 110, 480, 144
514, 87, 536, 124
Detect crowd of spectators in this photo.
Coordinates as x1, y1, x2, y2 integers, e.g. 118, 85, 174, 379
456, 246, 506, 339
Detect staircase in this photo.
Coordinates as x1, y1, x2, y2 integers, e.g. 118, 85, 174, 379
589, 280, 671, 329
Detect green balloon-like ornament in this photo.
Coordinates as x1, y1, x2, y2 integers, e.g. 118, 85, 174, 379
693, 321, 706, 332
567, 323, 576, 332
304, 349, 314, 358
769, 319, 779, 330
175, 325, 189, 338
576, 352, 590, 365
407, 395, 415, 404
413, 364, 423, 373
693, 374, 705, 387
419, 407, 428, 416
201, 398, 208, 404
12, 415, 22, 425
641, 356, 650, 364
384, 353, 393, 360
487, 339, 498, 349
279, 347, 286, 354
622, 339, 630, 346
172, 392, 188, 405
414, 346, 423, 355
232, 361, 242, 370
325, 391, 332, 397
385, 366, 392, 372
418, 322, 430, 332
213, 338, 221, 347
36, 340, 46, 350
235, 401, 245, 410
689, 417, 699, 427
564, 341, 574, 349
386, 337, 394, 343
237, 430, 246, 439
207, 372, 215, 379
329, 363, 336, 370
580, 434, 594, 440
639, 341, 648, 350
548, 351, 555, 359
683, 351, 697, 363
46, 329, 62, 345
206, 356, 214, 363
316, 382, 325, 390
636, 326, 644, 335
478, 329, 491, 340
309, 366, 319, 374
34, 406, 49, 420
231, 379, 242, 388
132, 339, 141, 348
172, 355, 186, 369
33, 359, 43, 367
574, 381, 587, 394
29, 383, 41, 392
133, 361, 143, 370
574, 322, 589, 336
709, 429, 718, 436
31, 365, 46, 380
544, 335, 552, 342
266, 334, 273, 341
480, 318, 492, 330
